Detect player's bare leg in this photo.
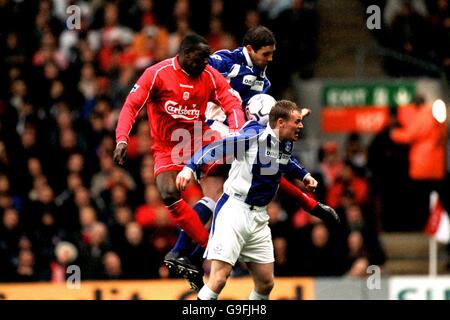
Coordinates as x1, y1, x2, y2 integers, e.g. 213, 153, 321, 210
199, 175, 225, 202
197, 259, 233, 300
158, 171, 212, 289
156, 171, 209, 247
167, 175, 224, 291
246, 262, 274, 299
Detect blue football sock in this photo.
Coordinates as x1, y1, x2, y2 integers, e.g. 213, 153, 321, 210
171, 197, 215, 254
189, 218, 212, 264
189, 243, 206, 264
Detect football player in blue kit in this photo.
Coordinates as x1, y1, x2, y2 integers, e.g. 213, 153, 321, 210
176, 100, 318, 300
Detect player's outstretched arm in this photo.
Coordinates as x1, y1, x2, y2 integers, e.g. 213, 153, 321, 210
279, 177, 318, 211
115, 67, 155, 148
279, 177, 340, 227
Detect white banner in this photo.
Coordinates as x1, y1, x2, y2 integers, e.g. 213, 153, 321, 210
390, 277, 450, 300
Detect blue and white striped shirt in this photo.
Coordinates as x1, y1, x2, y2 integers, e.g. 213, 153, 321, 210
186, 121, 309, 207
208, 47, 271, 107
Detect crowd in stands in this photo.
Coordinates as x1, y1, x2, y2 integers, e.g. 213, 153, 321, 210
363, 0, 450, 79
1, 0, 448, 283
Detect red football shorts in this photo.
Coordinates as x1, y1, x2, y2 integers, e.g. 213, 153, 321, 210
153, 150, 186, 177
152, 139, 225, 178
153, 149, 227, 177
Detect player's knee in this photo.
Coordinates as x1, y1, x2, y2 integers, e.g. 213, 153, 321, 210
256, 277, 274, 295
159, 185, 180, 206
156, 172, 181, 206
200, 177, 224, 202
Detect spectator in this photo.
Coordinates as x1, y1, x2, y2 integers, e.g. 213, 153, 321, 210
339, 204, 386, 268
267, 200, 290, 276
326, 160, 369, 209
317, 141, 344, 189
367, 107, 411, 231
14, 249, 37, 282
383, 0, 428, 27
50, 241, 78, 283
3, 32, 26, 68
23, 182, 57, 235
101, 250, 124, 280
290, 222, 345, 276
108, 206, 133, 253
79, 206, 99, 244
390, 96, 448, 230
205, 17, 237, 52
118, 222, 160, 279
77, 221, 110, 280
344, 133, 368, 176
0, 207, 24, 280
386, 0, 432, 76
271, 0, 319, 95
168, 18, 192, 56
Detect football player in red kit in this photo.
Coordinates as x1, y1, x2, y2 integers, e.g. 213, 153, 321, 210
114, 34, 245, 249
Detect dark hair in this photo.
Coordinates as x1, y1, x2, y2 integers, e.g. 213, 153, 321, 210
242, 26, 276, 51
269, 100, 300, 127
178, 33, 208, 54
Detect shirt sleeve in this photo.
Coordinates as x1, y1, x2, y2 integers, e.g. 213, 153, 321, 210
286, 155, 310, 181
262, 78, 271, 94
115, 67, 156, 144
186, 128, 260, 178
208, 67, 246, 131
208, 50, 233, 75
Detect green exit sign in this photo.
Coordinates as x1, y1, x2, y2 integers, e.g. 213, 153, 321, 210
322, 83, 416, 107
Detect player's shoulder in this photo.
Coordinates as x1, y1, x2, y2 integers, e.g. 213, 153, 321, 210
146, 57, 175, 73
210, 47, 243, 62
204, 64, 223, 77
240, 120, 265, 135
210, 49, 232, 60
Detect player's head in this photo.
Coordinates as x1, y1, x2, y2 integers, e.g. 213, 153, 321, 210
178, 33, 211, 77
269, 100, 304, 141
242, 26, 276, 69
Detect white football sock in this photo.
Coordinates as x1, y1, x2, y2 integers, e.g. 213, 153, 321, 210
197, 285, 219, 300
249, 289, 269, 300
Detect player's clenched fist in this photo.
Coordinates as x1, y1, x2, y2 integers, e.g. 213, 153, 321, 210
301, 108, 312, 118
113, 142, 128, 166
303, 174, 318, 193
176, 167, 194, 191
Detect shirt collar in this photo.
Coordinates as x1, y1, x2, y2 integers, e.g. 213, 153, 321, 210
174, 55, 192, 76
242, 47, 267, 77
173, 56, 180, 70
242, 47, 253, 67
265, 124, 280, 144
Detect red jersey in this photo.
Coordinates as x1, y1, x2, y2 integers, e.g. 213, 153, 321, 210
116, 56, 245, 151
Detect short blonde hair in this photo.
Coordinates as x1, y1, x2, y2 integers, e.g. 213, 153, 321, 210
268, 100, 301, 127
